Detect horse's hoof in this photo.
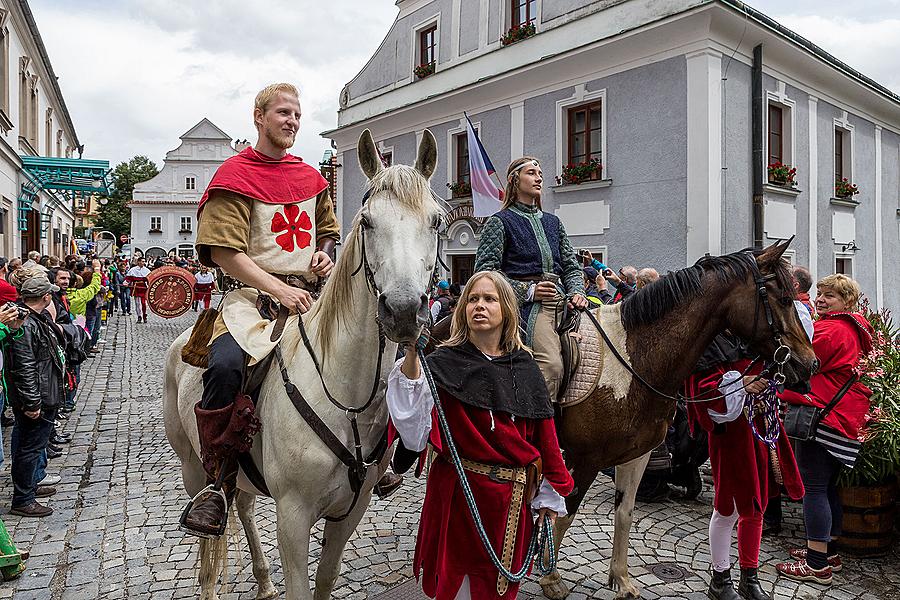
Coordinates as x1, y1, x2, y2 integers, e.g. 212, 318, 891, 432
539, 571, 570, 599
255, 587, 278, 600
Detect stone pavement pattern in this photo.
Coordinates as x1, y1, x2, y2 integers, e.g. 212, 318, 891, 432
0, 309, 896, 599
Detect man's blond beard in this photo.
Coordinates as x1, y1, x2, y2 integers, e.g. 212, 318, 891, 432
265, 126, 295, 150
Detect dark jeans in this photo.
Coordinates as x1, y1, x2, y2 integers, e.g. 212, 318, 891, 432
90, 310, 102, 348
119, 288, 131, 313
11, 407, 57, 507
795, 438, 843, 542
201, 333, 246, 410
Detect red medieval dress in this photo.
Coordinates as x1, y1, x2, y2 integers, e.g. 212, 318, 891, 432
687, 358, 804, 518
388, 342, 574, 600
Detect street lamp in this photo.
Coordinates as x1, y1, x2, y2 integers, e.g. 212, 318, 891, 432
841, 240, 860, 253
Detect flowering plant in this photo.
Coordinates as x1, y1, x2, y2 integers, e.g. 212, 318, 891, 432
835, 177, 860, 199
446, 181, 472, 198
501, 22, 536, 46
768, 161, 797, 186
414, 62, 435, 79
555, 158, 601, 185
837, 297, 900, 487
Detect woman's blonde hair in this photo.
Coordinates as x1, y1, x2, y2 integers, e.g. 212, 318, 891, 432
443, 270, 528, 355
502, 156, 542, 210
817, 273, 861, 311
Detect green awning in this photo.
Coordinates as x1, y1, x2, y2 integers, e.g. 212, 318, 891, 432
17, 156, 112, 233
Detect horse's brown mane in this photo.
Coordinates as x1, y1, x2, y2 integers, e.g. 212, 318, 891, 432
619, 248, 792, 331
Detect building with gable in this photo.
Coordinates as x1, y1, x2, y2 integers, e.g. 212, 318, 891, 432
323, 0, 900, 312
129, 118, 240, 259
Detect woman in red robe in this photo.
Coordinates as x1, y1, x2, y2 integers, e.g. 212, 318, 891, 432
387, 270, 574, 600
775, 274, 873, 586
687, 329, 806, 600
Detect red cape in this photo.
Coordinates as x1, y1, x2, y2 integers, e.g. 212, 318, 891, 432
780, 312, 874, 440
198, 146, 328, 216
687, 360, 804, 516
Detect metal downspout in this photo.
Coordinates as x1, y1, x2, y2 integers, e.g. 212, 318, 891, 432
751, 44, 764, 249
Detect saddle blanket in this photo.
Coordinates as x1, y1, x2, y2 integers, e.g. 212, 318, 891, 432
559, 304, 634, 408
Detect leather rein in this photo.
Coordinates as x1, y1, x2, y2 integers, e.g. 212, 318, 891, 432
581, 251, 794, 405
274, 195, 444, 521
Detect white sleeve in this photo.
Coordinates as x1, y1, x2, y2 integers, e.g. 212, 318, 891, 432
530, 479, 568, 517
430, 301, 441, 322
526, 283, 536, 302
386, 357, 433, 452
707, 370, 746, 424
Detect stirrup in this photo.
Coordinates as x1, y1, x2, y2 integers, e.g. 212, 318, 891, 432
178, 484, 228, 539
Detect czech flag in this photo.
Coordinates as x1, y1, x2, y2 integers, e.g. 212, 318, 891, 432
466, 114, 503, 217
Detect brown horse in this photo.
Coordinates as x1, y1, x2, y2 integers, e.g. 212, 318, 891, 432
540, 240, 816, 599
431, 241, 817, 599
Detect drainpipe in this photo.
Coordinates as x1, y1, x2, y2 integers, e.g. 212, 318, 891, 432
751, 44, 764, 249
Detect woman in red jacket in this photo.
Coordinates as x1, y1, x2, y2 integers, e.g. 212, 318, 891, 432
776, 274, 873, 586
387, 270, 574, 600
687, 328, 806, 600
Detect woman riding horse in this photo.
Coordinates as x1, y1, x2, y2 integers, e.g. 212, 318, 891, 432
474, 157, 588, 400
387, 270, 573, 600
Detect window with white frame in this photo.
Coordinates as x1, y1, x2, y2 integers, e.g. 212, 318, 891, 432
766, 100, 794, 181
180, 216, 192, 232
834, 125, 852, 188
511, 0, 537, 26
414, 20, 438, 77
150, 216, 162, 232
835, 255, 853, 277
185, 176, 196, 190
556, 85, 607, 183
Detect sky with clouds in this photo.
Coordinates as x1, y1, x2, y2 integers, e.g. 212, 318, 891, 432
28, 0, 900, 170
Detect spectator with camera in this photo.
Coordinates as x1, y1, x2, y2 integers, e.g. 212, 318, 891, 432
5, 276, 67, 517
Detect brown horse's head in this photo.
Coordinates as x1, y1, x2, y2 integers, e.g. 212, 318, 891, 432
717, 239, 818, 385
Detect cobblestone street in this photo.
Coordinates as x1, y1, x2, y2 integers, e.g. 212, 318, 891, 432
0, 310, 897, 599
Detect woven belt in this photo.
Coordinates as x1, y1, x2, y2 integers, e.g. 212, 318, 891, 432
461, 458, 527, 595
223, 274, 319, 294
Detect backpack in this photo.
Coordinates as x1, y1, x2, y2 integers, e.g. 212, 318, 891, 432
60, 323, 91, 366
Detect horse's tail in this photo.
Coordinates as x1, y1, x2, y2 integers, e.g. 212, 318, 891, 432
196, 502, 239, 595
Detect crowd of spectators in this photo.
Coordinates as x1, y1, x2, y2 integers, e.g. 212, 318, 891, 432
0, 249, 219, 520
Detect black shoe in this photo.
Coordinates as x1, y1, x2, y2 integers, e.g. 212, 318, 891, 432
51, 433, 71, 445
46, 447, 63, 460
708, 568, 741, 600
738, 568, 772, 600
9, 501, 53, 518
48, 444, 62, 454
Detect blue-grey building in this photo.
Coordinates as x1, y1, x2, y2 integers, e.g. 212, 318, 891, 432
323, 0, 900, 312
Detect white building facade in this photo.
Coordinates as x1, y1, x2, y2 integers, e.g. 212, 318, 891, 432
129, 119, 238, 259
0, 0, 80, 259
324, 0, 900, 313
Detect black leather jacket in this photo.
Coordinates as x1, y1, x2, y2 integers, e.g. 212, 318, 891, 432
3, 306, 66, 412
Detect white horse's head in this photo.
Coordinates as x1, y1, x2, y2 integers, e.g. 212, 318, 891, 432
352, 128, 444, 343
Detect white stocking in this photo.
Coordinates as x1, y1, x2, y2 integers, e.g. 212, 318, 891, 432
709, 504, 739, 572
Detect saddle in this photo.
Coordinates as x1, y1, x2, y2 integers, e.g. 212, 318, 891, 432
555, 302, 582, 403
558, 307, 607, 408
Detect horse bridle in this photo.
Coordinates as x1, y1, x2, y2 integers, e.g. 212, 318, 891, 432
582, 251, 794, 404
274, 191, 445, 521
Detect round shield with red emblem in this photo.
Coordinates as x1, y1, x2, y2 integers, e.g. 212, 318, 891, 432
147, 266, 196, 318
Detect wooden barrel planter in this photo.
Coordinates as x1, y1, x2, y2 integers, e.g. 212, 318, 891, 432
836, 482, 897, 557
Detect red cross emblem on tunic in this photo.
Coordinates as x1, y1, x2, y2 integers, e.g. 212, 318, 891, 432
271, 204, 312, 252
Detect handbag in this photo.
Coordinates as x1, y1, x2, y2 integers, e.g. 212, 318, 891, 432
784, 374, 857, 441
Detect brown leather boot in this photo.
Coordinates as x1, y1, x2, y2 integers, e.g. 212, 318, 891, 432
373, 472, 404, 499
181, 457, 238, 538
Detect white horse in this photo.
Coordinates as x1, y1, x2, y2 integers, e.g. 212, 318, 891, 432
163, 129, 443, 600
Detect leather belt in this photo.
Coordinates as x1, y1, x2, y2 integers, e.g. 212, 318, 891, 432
460, 458, 528, 596
224, 274, 319, 294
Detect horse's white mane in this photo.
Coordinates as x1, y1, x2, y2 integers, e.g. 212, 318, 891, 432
309, 164, 441, 356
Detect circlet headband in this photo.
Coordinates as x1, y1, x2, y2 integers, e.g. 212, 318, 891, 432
507, 159, 541, 181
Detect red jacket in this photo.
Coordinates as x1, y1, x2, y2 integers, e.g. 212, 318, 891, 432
0, 277, 17, 304
780, 312, 873, 441
414, 389, 573, 600
687, 360, 803, 516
